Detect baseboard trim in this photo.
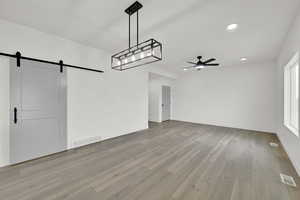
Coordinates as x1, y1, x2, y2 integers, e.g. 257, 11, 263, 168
171, 119, 276, 135
68, 127, 149, 150
277, 134, 300, 177
149, 120, 161, 123
0, 127, 149, 169
70, 136, 102, 149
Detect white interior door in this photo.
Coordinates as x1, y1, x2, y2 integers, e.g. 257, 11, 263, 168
162, 86, 171, 121
10, 58, 67, 164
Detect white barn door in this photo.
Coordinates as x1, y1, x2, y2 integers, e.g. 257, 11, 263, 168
10, 58, 67, 164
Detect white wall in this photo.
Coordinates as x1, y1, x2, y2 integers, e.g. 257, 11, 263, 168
148, 73, 174, 122
173, 62, 277, 133
277, 12, 300, 176
68, 69, 148, 148
148, 80, 160, 122
0, 19, 149, 166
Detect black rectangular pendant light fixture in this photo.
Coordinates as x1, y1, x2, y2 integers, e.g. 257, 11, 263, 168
111, 1, 162, 71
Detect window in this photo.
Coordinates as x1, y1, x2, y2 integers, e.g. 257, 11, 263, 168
284, 52, 299, 136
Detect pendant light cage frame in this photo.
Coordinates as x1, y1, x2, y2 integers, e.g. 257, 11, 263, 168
111, 1, 163, 71
111, 38, 162, 71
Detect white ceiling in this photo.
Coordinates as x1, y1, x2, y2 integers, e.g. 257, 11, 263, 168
0, 0, 299, 72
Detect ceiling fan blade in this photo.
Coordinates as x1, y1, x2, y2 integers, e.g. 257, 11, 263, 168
204, 63, 220, 66
203, 58, 216, 64
182, 66, 194, 68
187, 61, 197, 65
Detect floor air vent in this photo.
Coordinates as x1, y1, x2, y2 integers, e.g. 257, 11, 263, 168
280, 173, 297, 187
269, 142, 279, 147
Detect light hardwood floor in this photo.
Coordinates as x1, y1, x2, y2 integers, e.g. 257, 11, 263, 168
0, 121, 299, 200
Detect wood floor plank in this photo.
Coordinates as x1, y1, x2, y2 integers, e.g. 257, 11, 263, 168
0, 121, 299, 200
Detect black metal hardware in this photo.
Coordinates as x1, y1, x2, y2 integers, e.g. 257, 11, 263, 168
59, 60, 63, 73
14, 107, 17, 124
137, 10, 139, 46
0, 52, 104, 73
16, 51, 21, 67
129, 14, 131, 48
111, 38, 162, 71
125, 1, 143, 15
126, 1, 142, 48
112, 1, 162, 71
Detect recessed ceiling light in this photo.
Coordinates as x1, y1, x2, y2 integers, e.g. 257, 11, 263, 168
226, 23, 238, 32
183, 68, 188, 71
240, 57, 247, 62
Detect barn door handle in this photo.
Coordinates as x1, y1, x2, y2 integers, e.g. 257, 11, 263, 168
14, 107, 17, 124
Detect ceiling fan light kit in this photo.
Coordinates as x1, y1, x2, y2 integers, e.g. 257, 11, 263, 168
111, 1, 162, 71
195, 65, 205, 69
183, 56, 220, 71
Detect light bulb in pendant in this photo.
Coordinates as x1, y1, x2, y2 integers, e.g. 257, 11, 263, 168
147, 51, 152, 57
140, 52, 145, 59
117, 60, 121, 66
124, 58, 128, 64
131, 55, 136, 61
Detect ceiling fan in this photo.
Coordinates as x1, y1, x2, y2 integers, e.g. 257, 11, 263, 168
183, 56, 220, 71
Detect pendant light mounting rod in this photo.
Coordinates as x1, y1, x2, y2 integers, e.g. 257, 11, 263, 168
125, 1, 143, 48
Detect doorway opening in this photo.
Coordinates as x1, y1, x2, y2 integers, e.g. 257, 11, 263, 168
148, 72, 173, 123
